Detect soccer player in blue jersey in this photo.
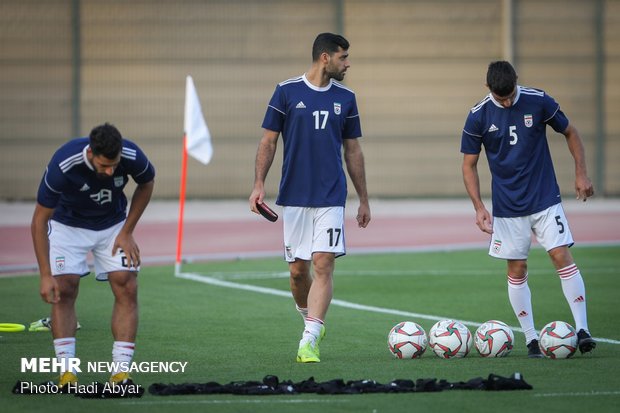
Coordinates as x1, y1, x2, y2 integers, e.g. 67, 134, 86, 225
249, 33, 371, 363
461, 61, 596, 357
31, 123, 155, 386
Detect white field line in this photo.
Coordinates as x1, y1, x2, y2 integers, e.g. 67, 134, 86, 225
176, 271, 620, 345
204, 266, 617, 281
534, 390, 620, 397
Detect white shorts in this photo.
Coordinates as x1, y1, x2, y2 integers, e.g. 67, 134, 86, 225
489, 203, 574, 260
48, 220, 138, 281
282, 206, 345, 262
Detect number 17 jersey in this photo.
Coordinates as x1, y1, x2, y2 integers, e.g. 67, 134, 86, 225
262, 74, 362, 207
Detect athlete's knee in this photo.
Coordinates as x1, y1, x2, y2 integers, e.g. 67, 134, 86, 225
109, 272, 138, 300
289, 260, 310, 282
56, 275, 80, 301
312, 253, 335, 279
506, 260, 527, 278
548, 246, 573, 268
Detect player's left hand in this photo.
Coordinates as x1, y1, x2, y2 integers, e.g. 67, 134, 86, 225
113, 232, 141, 268
356, 203, 371, 228
575, 175, 594, 202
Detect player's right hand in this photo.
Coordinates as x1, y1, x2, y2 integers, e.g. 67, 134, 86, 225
475, 208, 493, 235
40, 276, 60, 304
249, 187, 264, 214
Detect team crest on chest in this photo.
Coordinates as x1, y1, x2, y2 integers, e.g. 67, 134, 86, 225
114, 176, 124, 187
333, 102, 341, 115
524, 114, 533, 128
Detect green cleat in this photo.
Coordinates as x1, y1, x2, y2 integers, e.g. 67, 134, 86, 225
29, 317, 81, 332
29, 317, 52, 332
296, 341, 320, 363
315, 325, 326, 358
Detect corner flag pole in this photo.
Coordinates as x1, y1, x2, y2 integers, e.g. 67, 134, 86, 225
175, 75, 213, 276
175, 136, 189, 276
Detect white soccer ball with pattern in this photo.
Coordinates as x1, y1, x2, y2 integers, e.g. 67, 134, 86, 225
429, 319, 473, 359
538, 320, 578, 359
474, 320, 514, 357
387, 321, 428, 359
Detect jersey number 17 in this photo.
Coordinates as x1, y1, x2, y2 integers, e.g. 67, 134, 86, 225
313, 111, 329, 130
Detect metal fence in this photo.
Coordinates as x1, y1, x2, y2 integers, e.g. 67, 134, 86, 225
1, 0, 618, 200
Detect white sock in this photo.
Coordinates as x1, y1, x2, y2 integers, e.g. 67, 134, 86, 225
295, 304, 308, 320
300, 316, 323, 346
111, 341, 135, 376
558, 264, 589, 332
507, 273, 537, 344
53, 337, 77, 374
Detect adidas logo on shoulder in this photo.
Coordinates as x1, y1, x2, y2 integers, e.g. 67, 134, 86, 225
488, 124, 498, 132
79, 183, 90, 192
295, 101, 306, 109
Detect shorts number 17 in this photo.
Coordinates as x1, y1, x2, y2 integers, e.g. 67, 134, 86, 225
327, 228, 341, 247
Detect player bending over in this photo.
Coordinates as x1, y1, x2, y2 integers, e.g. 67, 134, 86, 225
32, 123, 155, 387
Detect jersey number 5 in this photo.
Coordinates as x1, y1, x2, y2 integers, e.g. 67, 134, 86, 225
509, 125, 518, 145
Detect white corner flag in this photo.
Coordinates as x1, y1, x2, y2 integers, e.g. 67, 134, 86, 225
176, 75, 213, 276
184, 75, 213, 164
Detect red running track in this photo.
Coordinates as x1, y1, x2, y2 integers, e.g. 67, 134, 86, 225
1, 208, 618, 274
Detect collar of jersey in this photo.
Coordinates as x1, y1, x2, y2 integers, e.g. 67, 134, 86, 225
489, 85, 522, 108
82, 144, 95, 171
302, 74, 333, 92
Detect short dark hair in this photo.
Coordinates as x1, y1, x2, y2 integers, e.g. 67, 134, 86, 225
312, 33, 349, 61
89, 123, 123, 159
486, 61, 518, 97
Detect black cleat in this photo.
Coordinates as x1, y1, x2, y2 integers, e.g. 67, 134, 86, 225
527, 339, 544, 358
577, 329, 597, 354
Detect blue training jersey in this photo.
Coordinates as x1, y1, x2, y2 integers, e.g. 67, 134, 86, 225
460, 86, 569, 218
262, 74, 362, 207
37, 137, 155, 230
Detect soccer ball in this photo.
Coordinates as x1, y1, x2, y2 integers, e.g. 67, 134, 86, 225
428, 319, 473, 359
538, 321, 578, 359
387, 321, 428, 359
474, 320, 514, 357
